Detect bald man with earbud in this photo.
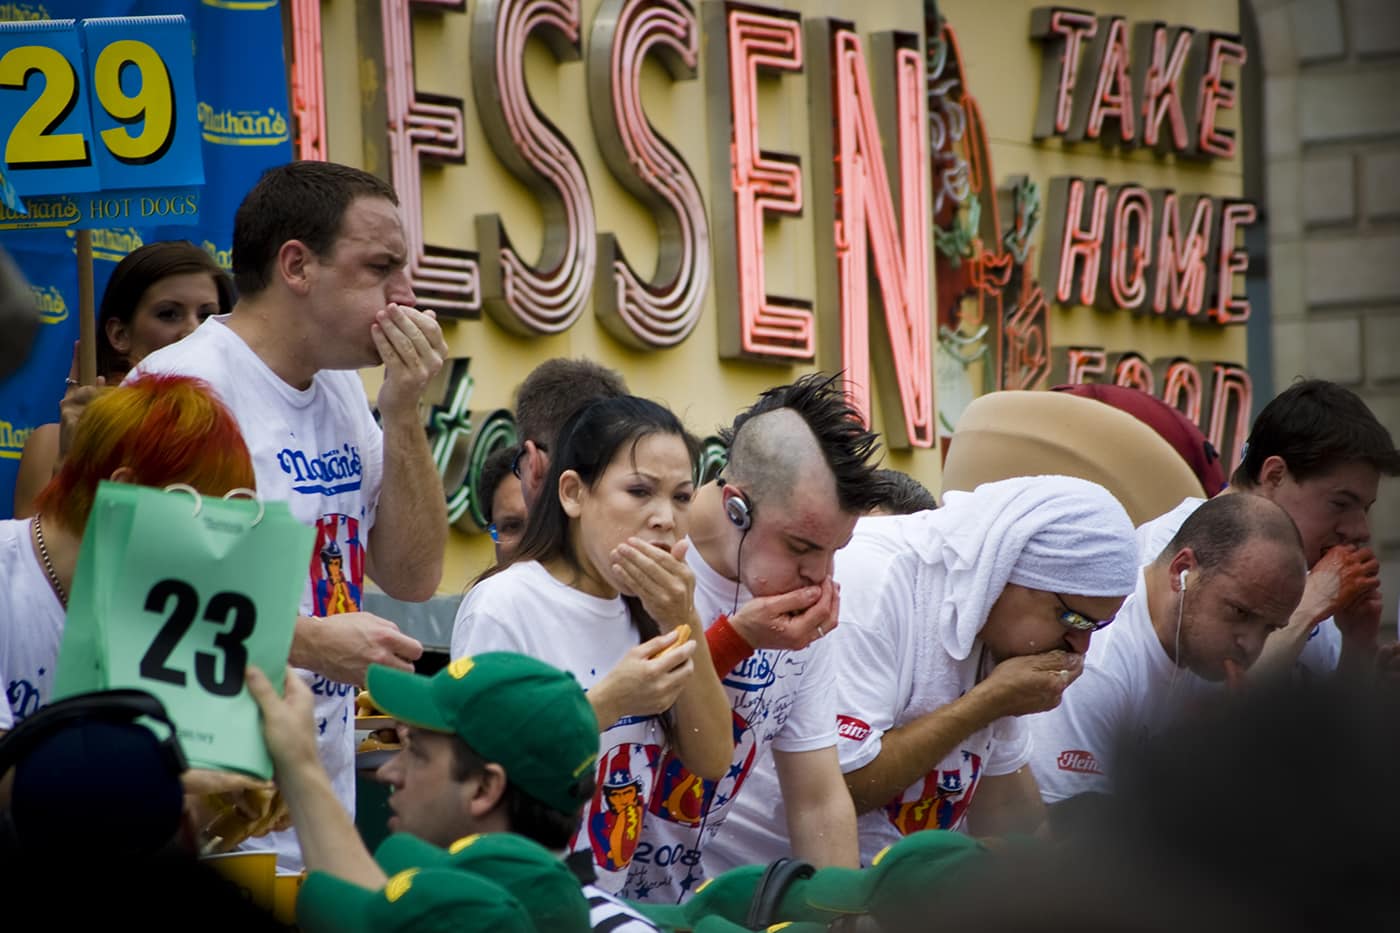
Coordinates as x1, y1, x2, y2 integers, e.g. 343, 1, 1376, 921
1028, 494, 1308, 823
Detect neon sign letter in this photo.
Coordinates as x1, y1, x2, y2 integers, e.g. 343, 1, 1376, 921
382, 0, 481, 317
1113, 351, 1154, 394
1030, 7, 1098, 140
1131, 21, 1193, 153
1149, 189, 1212, 317
706, 2, 812, 359
1069, 14, 1135, 145
1101, 183, 1152, 312
1207, 362, 1252, 473
1187, 32, 1247, 160
473, 0, 597, 334
589, 0, 710, 348
809, 22, 933, 448
1207, 198, 1256, 324
1157, 357, 1204, 424
1042, 176, 1108, 307
288, 0, 327, 161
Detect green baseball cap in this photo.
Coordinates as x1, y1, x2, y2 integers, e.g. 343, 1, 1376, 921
374, 831, 590, 933
694, 920, 827, 933
367, 652, 599, 814
636, 864, 769, 930
638, 834, 988, 931
296, 867, 532, 933
802, 830, 987, 915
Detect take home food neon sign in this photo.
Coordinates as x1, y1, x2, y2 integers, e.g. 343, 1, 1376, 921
1031, 7, 1256, 323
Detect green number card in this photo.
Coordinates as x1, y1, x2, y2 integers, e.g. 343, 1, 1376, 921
55, 482, 314, 778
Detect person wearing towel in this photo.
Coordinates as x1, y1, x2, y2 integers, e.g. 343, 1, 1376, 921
708, 475, 1141, 868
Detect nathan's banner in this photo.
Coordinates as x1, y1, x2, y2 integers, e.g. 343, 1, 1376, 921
0, 0, 293, 520
0, 16, 203, 230
55, 483, 313, 778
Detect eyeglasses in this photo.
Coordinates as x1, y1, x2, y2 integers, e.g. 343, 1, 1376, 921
487, 523, 500, 543
1055, 593, 1113, 632
510, 442, 546, 479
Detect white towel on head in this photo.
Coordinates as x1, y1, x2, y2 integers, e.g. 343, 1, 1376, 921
912, 475, 1139, 660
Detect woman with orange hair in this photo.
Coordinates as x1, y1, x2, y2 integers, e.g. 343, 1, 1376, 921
0, 373, 254, 731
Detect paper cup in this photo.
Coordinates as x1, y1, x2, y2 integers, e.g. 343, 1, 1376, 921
202, 850, 276, 911
273, 871, 307, 925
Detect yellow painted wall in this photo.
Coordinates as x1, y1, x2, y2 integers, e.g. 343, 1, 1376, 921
316, 0, 1244, 593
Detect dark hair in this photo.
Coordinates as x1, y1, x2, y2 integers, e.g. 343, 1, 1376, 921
97, 241, 234, 377
449, 738, 589, 851
490, 396, 698, 596
868, 468, 938, 514
231, 161, 398, 297
514, 357, 627, 449
1231, 379, 1400, 487
483, 396, 698, 738
478, 445, 519, 525
1155, 494, 1303, 577
720, 372, 884, 513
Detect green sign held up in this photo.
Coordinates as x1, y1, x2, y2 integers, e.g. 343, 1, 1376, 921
55, 481, 313, 778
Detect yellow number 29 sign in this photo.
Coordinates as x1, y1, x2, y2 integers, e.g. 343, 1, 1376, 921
0, 16, 202, 230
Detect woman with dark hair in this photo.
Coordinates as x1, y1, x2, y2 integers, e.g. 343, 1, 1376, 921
13, 241, 233, 518
450, 395, 731, 894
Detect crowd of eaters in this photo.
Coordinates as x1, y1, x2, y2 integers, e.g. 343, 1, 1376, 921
2, 161, 1399, 933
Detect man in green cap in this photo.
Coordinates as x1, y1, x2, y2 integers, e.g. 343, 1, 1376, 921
297, 865, 532, 933
247, 652, 664, 931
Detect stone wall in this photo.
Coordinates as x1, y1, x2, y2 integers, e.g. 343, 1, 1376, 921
1253, 0, 1400, 633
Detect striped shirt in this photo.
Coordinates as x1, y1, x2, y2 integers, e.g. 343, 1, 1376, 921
584, 884, 663, 932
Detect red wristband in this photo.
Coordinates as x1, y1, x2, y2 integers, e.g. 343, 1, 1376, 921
707, 613, 756, 676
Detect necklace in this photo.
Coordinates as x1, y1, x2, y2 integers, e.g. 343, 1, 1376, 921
33, 514, 67, 606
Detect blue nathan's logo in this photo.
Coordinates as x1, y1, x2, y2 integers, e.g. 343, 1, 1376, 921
721, 651, 777, 692
197, 102, 290, 147
7, 678, 42, 722
278, 443, 363, 495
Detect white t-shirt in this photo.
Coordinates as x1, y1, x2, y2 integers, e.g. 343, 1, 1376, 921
451, 560, 667, 895
1027, 571, 1212, 802
0, 519, 65, 730
133, 317, 385, 871
624, 544, 837, 902
827, 518, 1030, 864
1137, 496, 1341, 677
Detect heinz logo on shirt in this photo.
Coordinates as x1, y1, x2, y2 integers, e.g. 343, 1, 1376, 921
277, 443, 364, 495
837, 715, 871, 741
1056, 749, 1103, 774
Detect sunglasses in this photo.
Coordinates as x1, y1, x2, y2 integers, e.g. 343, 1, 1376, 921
1055, 593, 1113, 632
509, 442, 546, 479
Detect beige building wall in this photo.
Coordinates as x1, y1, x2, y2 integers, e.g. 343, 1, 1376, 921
1251, 0, 1400, 627
315, 2, 1347, 638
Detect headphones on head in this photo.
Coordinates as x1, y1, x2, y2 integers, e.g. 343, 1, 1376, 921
1179, 569, 1189, 592
745, 858, 816, 929
0, 688, 187, 778
716, 477, 752, 532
